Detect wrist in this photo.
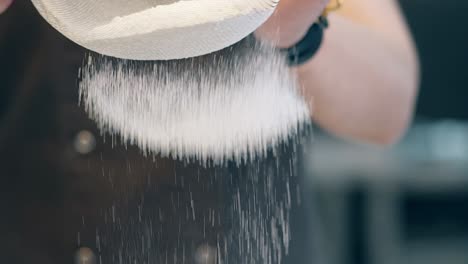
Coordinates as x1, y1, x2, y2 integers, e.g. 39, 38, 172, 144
277, 0, 344, 66
255, 19, 321, 49
255, 0, 329, 47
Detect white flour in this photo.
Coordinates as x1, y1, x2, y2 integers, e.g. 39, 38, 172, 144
79, 37, 310, 164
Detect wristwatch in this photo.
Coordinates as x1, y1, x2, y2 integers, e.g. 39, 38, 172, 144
284, 0, 344, 66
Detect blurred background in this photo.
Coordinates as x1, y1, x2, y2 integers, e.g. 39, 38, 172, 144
300, 1, 468, 264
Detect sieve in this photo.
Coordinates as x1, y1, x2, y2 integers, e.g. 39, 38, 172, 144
30, 0, 279, 60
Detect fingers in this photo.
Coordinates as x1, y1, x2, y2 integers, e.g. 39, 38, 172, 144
0, 0, 13, 14
256, 0, 329, 48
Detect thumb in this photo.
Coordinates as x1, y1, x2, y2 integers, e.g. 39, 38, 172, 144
0, 0, 13, 14
255, 0, 329, 48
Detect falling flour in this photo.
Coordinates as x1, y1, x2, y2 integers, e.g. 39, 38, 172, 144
79, 37, 311, 164
90, 142, 307, 264
77, 36, 311, 264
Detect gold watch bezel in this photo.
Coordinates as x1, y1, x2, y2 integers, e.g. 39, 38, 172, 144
323, 0, 344, 17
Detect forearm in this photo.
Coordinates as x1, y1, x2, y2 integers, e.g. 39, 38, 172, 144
297, 14, 419, 145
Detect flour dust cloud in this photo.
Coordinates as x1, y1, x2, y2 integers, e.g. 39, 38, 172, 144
79, 37, 310, 164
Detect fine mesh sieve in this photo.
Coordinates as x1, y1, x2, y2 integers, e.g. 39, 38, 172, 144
30, 0, 279, 60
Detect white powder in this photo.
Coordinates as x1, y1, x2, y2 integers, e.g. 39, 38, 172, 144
79, 37, 311, 165
93, 145, 305, 264
77, 32, 308, 264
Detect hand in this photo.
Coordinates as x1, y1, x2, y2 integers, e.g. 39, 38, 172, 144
255, 0, 330, 48
0, 0, 13, 14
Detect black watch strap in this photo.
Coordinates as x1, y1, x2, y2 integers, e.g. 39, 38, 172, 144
282, 16, 329, 66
